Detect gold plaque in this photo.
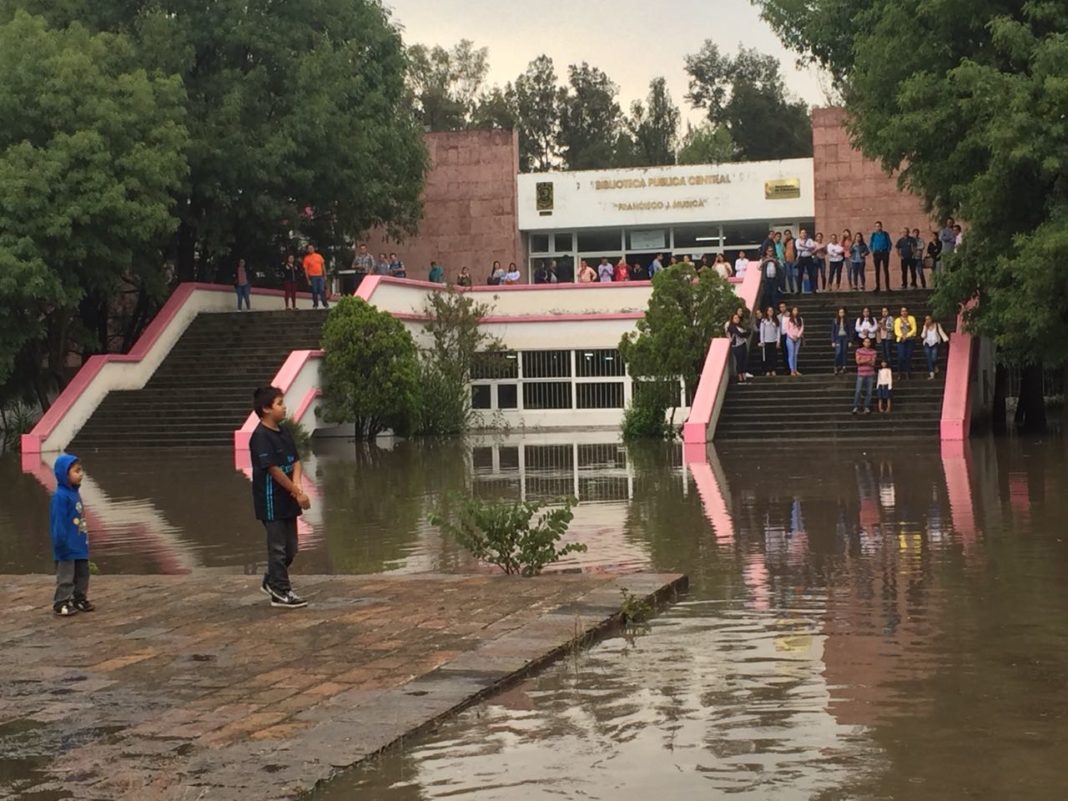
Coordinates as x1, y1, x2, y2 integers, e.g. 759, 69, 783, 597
535, 181, 554, 214
765, 178, 801, 200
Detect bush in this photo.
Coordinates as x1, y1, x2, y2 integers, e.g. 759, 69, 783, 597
428, 494, 587, 576
621, 380, 678, 440
320, 296, 420, 439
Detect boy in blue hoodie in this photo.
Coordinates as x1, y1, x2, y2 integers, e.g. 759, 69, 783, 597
50, 453, 94, 617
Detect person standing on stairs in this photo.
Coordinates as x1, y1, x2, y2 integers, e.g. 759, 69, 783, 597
813, 232, 828, 291
760, 245, 780, 309
234, 258, 252, 311
759, 305, 780, 376
795, 229, 817, 294
877, 306, 894, 366
852, 337, 878, 415
896, 228, 917, 289
894, 306, 918, 379
877, 360, 894, 414
911, 228, 928, 289
921, 314, 949, 379
827, 234, 846, 290
279, 254, 299, 310
782, 230, 798, 294
850, 233, 870, 291
831, 307, 850, 375
855, 307, 879, 344
777, 300, 791, 375
302, 244, 328, 309
727, 312, 750, 384
784, 307, 805, 376
870, 221, 892, 292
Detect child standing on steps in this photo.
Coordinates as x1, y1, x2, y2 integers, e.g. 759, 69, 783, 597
50, 453, 94, 617
877, 361, 894, 414
250, 387, 311, 609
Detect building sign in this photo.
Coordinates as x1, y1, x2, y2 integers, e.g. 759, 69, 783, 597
593, 174, 731, 190
765, 178, 802, 200
630, 229, 666, 250
535, 181, 554, 215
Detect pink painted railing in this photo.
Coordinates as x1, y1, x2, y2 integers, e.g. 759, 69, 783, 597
682, 268, 763, 444
940, 304, 976, 440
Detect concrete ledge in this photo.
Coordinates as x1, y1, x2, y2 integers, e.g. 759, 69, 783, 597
0, 572, 686, 800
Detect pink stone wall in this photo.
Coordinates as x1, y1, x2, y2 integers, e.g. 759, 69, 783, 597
363, 129, 522, 285
812, 107, 934, 275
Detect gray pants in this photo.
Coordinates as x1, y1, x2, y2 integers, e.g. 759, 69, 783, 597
264, 519, 299, 594
55, 559, 90, 605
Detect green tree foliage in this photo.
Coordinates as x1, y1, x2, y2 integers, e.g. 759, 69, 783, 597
677, 122, 738, 165
513, 55, 565, 172
320, 296, 420, 440
5, 0, 428, 280
472, 84, 518, 130
415, 287, 503, 436
619, 264, 739, 422
756, 0, 1068, 427
559, 63, 623, 171
407, 39, 489, 131
624, 77, 681, 167
0, 11, 188, 405
429, 493, 586, 576
684, 42, 812, 161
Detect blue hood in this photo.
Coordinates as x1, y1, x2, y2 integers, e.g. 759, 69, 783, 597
54, 453, 80, 488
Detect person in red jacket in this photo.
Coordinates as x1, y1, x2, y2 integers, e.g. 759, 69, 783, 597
614, 258, 629, 282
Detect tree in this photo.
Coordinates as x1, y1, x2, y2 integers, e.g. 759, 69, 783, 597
5, 0, 429, 282
472, 84, 518, 130
415, 288, 503, 436
0, 11, 188, 408
619, 265, 739, 428
559, 63, 622, 170
513, 55, 564, 172
684, 42, 811, 161
407, 39, 489, 131
755, 0, 1068, 431
625, 77, 680, 167
677, 122, 738, 165
320, 296, 420, 440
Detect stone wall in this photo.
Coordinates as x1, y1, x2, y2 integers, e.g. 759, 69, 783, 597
363, 129, 522, 284
812, 106, 934, 263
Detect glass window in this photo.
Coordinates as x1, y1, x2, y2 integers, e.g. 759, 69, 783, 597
471, 446, 493, 470
552, 232, 573, 251
627, 229, 667, 250
576, 382, 625, 409
497, 384, 518, 409
471, 385, 491, 409
472, 351, 518, 380
525, 445, 574, 471
576, 349, 626, 378
722, 222, 771, 249
522, 350, 571, 379
673, 225, 722, 251
522, 382, 572, 410
577, 229, 623, 252
499, 446, 519, 470
530, 233, 550, 253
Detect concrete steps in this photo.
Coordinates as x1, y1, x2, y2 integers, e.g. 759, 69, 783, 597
71, 310, 327, 450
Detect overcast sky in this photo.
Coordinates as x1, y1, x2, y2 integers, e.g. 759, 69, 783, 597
384, 0, 830, 123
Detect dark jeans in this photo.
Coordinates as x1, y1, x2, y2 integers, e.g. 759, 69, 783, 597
731, 344, 748, 376
853, 375, 874, 409
850, 261, 866, 288
310, 276, 328, 308
880, 338, 893, 366
816, 258, 827, 289
781, 335, 791, 373
264, 518, 299, 594
282, 280, 297, 307
797, 257, 816, 292
833, 335, 849, 370
873, 252, 890, 289
925, 343, 939, 373
829, 261, 845, 286
236, 283, 251, 310
901, 257, 917, 287
762, 278, 779, 309
915, 261, 927, 288
55, 559, 90, 605
759, 342, 778, 374
897, 339, 915, 374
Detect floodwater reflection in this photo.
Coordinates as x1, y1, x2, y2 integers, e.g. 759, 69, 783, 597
7, 434, 1068, 799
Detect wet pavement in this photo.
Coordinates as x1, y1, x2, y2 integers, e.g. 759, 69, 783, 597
0, 572, 683, 799
3, 433, 1068, 799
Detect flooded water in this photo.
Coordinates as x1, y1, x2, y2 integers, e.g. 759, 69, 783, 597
4, 433, 1068, 799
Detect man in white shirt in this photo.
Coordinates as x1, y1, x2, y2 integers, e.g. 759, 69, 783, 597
795, 228, 818, 294
597, 258, 614, 283
734, 251, 749, 279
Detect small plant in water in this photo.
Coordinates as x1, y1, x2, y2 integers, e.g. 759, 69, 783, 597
429, 494, 586, 576
619, 587, 653, 640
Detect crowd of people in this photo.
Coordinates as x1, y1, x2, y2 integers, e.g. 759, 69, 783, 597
727, 303, 950, 413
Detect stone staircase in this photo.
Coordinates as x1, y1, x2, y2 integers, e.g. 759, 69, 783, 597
715, 289, 953, 442
71, 310, 328, 450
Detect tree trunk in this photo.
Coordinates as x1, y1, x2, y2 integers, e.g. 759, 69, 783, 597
1014, 365, 1047, 433
992, 364, 1007, 435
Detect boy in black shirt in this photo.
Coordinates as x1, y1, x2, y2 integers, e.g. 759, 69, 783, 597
250, 386, 311, 608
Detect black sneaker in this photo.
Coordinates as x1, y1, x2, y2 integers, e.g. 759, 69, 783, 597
53, 602, 78, 617
261, 580, 285, 602
271, 591, 308, 609
73, 599, 95, 612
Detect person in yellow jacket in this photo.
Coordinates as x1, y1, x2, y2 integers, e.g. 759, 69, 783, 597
893, 306, 918, 379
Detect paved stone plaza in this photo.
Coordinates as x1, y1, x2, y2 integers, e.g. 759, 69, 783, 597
1, 572, 684, 800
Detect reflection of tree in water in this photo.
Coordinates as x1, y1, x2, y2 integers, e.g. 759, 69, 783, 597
315, 439, 470, 574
